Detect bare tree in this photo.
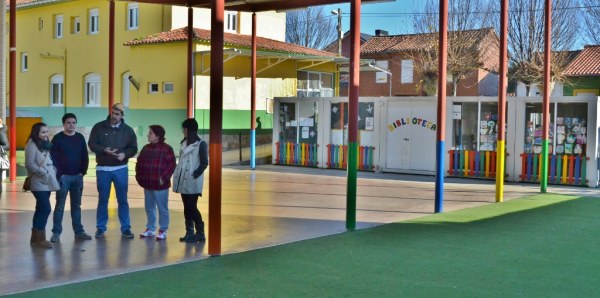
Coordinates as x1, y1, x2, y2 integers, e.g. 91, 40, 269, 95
286, 6, 337, 50
412, 0, 496, 96
582, 0, 600, 44
506, 0, 580, 96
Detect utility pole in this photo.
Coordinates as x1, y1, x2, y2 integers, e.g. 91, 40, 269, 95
331, 8, 342, 56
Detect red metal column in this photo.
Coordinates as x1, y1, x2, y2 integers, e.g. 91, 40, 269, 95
187, 7, 194, 118
346, 0, 361, 230
8, 0, 16, 182
250, 13, 257, 169
434, 0, 448, 213
108, 0, 115, 111
541, 0, 552, 192
495, 0, 508, 202
209, 0, 224, 256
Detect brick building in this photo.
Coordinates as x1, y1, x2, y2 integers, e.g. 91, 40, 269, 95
340, 28, 500, 97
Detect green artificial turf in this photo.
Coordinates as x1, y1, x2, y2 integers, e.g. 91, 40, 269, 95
13, 193, 600, 297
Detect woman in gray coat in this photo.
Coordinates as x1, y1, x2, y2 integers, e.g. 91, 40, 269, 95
173, 119, 208, 243
25, 122, 60, 248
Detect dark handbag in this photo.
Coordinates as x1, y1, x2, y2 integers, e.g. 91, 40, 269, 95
22, 176, 31, 192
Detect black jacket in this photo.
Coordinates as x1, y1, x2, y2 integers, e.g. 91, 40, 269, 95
88, 118, 138, 166
0, 127, 8, 151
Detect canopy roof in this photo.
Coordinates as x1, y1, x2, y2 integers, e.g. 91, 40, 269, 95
121, 0, 393, 12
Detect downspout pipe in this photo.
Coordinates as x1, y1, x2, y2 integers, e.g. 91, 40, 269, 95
109, 0, 115, 111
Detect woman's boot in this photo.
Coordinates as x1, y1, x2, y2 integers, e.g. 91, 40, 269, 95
186, 221, 206, 243
31, 229, 53, 249
179, 220, 194, 242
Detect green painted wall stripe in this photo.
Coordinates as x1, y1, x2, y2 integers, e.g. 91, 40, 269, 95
346, 141, 358, 230
540, 140, 549, 192
19, 107, 273, 150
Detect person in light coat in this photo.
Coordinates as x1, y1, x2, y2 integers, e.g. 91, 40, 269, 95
25, 122, 60, 248
172, 118, 208, 243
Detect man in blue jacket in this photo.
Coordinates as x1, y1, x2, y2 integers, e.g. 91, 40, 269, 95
50, 113, 91, 242
88, 103, 138, 238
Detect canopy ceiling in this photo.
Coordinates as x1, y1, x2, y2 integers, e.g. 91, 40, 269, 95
124, 0, 393, 12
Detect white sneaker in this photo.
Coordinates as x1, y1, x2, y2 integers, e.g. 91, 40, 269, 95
139, 229, 156, 238
156, 230, 167, 241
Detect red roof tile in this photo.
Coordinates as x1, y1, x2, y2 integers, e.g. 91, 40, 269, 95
360, 28, 496, 54
125, 27, 337, 58
5, 0, 61, 6
564, 45, 600, 76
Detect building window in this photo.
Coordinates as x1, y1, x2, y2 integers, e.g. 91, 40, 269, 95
20, 52, 28, 72
50, 74, 64, 106
375, 60, 389, 83
127, 3, 139, 30
89, 8, 99, 35
225, 11, 238, 33
524, 102, 587, 155
39, 18, 44, 31
55, 14, 63, 39
148, 82, 159, 94
297, 71, 334, 97
401, 59, 414, 84
84, 73, 101, 106
163, 82, 174, 93
71, 16, 81, 34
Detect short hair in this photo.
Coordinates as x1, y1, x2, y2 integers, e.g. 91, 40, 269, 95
62, 113, 77, 124
148, 125, 166, 143
112, 103, 125, 115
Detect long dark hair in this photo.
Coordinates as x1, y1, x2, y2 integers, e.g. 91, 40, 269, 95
181, 118, 200, 144
28, 122, 49, 150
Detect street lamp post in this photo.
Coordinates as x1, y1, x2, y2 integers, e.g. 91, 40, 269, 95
331, 8, 342, 56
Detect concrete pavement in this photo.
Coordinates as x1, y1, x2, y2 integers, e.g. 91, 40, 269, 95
0, 165, 595, 295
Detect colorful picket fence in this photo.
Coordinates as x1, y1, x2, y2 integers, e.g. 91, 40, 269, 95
519, 153, 588, 186
326, 144, 376, 171
447, 150, 499, 178
275, 142, 318, 167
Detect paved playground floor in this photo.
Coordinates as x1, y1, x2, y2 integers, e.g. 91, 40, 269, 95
0, 165, 595, 295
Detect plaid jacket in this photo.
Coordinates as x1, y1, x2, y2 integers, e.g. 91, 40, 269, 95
135, 142, 176, 190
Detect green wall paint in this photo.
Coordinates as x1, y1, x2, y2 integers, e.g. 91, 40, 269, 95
196, 109, 273, 132
563, 77, 600, 95
18, 107, 273, 149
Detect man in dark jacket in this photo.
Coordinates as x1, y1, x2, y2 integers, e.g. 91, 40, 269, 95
88, 103, 138, 238
50, 113, 91, 242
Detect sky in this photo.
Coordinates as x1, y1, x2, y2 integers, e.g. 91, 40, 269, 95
320, 0, 426, 38
318, 0, 588, 50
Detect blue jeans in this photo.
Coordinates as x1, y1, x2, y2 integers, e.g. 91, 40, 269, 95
32, 191, 52, 230
96, 167, 130, 233
143, 188, 170, 231
52, 174, 85, 235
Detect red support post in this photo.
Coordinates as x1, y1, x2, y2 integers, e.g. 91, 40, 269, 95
434, 0, 448, 213
208, 0, 224, 256
540, 0, 552, 191
250, 12, 257, 169
8, 0, 16, 181
187, 7, 194, 118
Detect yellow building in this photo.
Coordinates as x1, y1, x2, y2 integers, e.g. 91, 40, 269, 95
8, 0, 340, 149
